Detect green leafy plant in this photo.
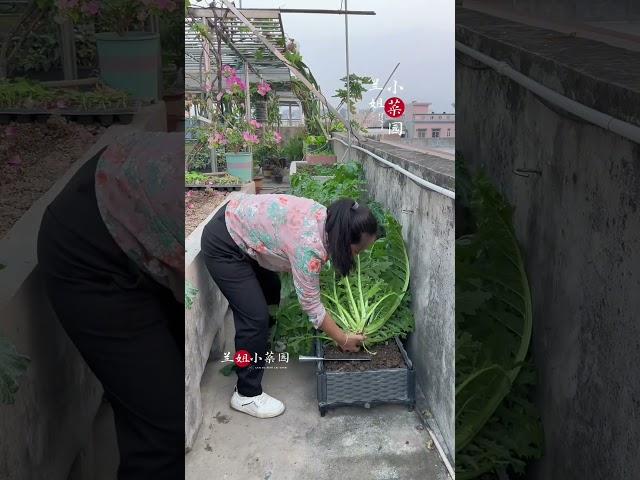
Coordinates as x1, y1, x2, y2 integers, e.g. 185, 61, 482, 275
290, 162, 365, 206
333, 73, 373, 116
455, 158, 543, 478
0, 334, 30, 404
296, 164, 337, 176
320, 213, 413, 346
184, 171, 208, 184
282, 132, 304, 164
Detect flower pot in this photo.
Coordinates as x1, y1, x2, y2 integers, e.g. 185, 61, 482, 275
253, 175, 264, 193
262, 166, 273, 178
224, 152, 253, 183
305, 154, 337, 165
95, 32, 161, 101
315, 337, 415, 416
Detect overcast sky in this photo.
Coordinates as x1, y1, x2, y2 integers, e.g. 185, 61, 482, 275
195, 0, 455, 112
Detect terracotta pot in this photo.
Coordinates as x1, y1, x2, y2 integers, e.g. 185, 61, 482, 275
253, 176, 263, 193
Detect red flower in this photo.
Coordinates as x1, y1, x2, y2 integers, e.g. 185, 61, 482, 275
308, 258, 322, 273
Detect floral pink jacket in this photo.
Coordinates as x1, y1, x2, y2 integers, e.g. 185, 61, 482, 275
95, 132, 184, 302
225, 193, 328, 328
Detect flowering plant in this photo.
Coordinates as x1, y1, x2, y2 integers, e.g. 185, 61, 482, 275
204, 66, 284, 155
54, 0, 177, 36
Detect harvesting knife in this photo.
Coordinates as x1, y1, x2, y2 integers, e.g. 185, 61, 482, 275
298, 356, 371, 362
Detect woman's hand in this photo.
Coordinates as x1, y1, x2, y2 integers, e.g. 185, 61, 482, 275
319, 313, 366, 352
340, 333, 366, 352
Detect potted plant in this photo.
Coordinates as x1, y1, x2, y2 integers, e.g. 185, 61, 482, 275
303, 134, 337, 165
53, 0, 178, 101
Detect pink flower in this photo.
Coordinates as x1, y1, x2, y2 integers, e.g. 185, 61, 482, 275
222, 65, 237, 78
186, 191, 192, 197
209, 132, 227, 147
81, 0, 99, 15
188, 203, 194, 209
257, 80, 272, 97
249, 119, 262, 129
225, 75, 246, 92
242, 131, 259, 144
274, 131, 283, 144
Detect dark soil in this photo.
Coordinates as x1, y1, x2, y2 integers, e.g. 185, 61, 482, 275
0, 118, 104, 238
324, 341, 406, 372
185, 189, 227, 236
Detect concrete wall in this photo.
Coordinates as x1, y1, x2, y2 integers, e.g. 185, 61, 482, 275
0, 104, 167, 479
457, 12, 640, 479
184, 187, 254, 452
332, 134, 455, 460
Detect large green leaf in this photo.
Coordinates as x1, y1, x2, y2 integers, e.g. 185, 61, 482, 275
455, 161, 542, 477
320, 213, 413, 345
0, 334, 30, 404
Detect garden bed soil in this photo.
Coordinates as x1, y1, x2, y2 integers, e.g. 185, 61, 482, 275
0, 118, 104, 238
324, 341, 406, 372
185, 189, 227, 236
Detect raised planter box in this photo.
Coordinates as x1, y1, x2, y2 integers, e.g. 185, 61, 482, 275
314, 337, 416, 416
289, 160, 333, 184
0, 103, 141, 126
304, 153, 337, 165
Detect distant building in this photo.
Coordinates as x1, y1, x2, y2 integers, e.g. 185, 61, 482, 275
356, 101, 455, 139
400, 102, 455, 139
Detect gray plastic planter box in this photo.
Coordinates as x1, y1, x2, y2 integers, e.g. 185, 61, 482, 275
315, 337, 416, 416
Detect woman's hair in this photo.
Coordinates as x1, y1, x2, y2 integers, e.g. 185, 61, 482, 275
325, 198, 378, 277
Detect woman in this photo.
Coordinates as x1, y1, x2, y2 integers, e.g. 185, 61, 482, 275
201, 193, 378, 419
37, 132, 184, 479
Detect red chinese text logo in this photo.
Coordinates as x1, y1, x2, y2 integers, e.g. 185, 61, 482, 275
384, 97, 405, 118
234, 350, 252, 368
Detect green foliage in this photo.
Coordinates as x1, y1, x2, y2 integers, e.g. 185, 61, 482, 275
290, 162, 366, 206
455, 159, 543, 478
296, 164, 337, 176
282, 133, 304, 164
184, 171, 208, 184
185, 280, 198, 310
320, 213, 413, 346
0, 334, 30, 404
275, 170, 414, 352
0, 80, 130, 111
185, 172, 241, 185
272, 273, 315, 358
333, 74, 373, 116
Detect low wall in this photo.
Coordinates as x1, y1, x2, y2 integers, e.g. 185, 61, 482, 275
185, 186, 255, 452
457, 9, 640, 479
370, 134, 456, 149
0, 103, 167, 479
332, 133, 455, 460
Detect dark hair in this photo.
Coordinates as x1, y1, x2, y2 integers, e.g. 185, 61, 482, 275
325, 198, 378, 277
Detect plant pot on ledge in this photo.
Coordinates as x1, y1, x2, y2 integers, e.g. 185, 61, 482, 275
225, 152, 253, 183
253, 175, 264, 193
272, 167, 283, 184
96, 32, 161, 102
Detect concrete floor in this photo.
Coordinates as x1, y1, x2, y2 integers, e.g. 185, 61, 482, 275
185, 360, 449, 480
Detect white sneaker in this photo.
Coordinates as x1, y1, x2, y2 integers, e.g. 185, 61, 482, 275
230, 389, 285, 418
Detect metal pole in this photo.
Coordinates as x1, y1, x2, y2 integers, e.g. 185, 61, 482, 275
344, 0, 352, 160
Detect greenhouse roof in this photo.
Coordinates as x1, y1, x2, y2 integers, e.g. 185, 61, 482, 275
185, 7, 292, 93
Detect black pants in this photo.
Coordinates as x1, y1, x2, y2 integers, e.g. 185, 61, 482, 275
37, 149, 184, 480
201, 204, 281, 397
